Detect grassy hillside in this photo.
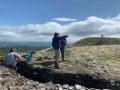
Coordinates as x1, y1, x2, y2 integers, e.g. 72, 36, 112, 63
0, 39, 120, 83
0, 40, 120, 89
73, 37, 120, 46
31, 45, 120, 82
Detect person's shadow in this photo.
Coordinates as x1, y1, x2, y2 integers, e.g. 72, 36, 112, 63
40, 61, 55, 68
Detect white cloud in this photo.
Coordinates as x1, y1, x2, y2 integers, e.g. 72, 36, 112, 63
0, 25, 16, 30
53, 18, 77, 22
1, 14, 120, 41
64, 15, 120, 37
17, 22, 62, 36
0, 32, 17, 37
110, 15, 120, 21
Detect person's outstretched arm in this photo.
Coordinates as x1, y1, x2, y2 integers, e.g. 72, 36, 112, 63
15, 53, 21, 61
59, 35, 68, 40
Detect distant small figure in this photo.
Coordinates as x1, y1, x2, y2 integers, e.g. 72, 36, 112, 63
3, 48, 21, 70
60, 38, 67, 61
101, 35, 104, 38
52, 32, 68, 68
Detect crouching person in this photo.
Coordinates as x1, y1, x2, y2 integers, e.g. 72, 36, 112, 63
3, 48, 21, 71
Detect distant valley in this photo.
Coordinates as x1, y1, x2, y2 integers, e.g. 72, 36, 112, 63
0, 41, 52, 50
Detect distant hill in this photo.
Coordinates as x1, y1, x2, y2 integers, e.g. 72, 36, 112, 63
73, 37, 120, 46
0, 41, 51, 50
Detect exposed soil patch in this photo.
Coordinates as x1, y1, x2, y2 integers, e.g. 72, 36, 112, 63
16, 61, 120, 89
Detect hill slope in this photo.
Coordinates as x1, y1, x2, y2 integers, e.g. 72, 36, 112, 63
33, 45, 120, 80
73, 37, 120, 46
29, 45, 120, 89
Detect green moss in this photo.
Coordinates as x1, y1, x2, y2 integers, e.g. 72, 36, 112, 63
0, 49, 8, 56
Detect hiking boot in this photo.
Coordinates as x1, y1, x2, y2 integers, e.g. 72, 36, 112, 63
54, 62, 60, 69
62, 58, 65, 62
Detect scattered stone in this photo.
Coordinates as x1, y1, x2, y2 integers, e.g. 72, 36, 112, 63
0, 71, 2, 76
0, 85, 3, 89
75, 84, 82, 90
110, 80, 115, 83
0, 62, 114, 90
26, 81, 31, 85
0, 77, 2, 81
63, 84, 69, 89
59, 87, 63, 90
69, 86, 75, 90
55, 84, 61, 89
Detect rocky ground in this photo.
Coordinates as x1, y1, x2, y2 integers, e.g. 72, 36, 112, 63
0, 45, 120, 90
0, 63, 90, 90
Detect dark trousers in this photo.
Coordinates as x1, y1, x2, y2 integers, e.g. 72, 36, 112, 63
60, 47, 65, 59
5, 64, 17, 71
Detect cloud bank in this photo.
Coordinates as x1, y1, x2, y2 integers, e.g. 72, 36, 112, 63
53, 18, 77, 22
1, 15, 120, 42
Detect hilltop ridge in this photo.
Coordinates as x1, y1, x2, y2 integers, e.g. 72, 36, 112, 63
73, 37, 120, 46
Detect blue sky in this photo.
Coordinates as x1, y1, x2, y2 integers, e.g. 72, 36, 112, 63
0, 0, 120, 42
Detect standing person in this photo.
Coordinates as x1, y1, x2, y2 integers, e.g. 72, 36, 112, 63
3, 48, 21, 70
52, 32, 68, 68
60, 38, 67, 61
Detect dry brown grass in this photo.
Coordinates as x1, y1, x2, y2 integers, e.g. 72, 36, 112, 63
1, 45, 118, 81
33, 45, 120, 81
